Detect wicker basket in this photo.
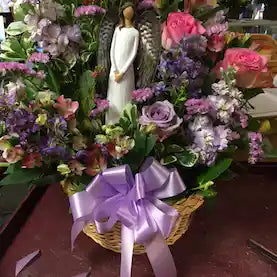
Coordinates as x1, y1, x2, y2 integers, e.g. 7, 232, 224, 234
250, 34, 277, 78
83, 194, 204, 255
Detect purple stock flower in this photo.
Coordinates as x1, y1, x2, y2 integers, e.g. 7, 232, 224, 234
188, 116, 231, 166
140, 100, 182, 137
248, 132, 263, 164
153, 82, 166, 96
131, 88, 154, 103
74, 5, 106, 17
0, 83, 16, 107
6, 109, 39, 144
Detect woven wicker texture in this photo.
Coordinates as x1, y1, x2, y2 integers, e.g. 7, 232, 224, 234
251, 34, 277, 76
83, 194, 204, 255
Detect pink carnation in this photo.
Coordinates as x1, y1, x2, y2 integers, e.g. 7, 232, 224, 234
131, 88, 154, 103
185, 98, 211, 115
74, 5, 106, 17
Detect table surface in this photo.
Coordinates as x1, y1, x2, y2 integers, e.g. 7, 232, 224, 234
1, 168, 277, 277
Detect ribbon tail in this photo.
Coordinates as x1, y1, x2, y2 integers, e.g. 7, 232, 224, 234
144, 232, 177, 277
120, 225, 134, 277
71, 220, 86, 250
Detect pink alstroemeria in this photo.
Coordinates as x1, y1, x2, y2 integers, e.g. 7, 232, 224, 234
53, 95, 79, 119
3, 145, 24, 163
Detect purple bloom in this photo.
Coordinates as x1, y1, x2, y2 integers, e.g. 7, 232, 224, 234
74, 5, 106, 17
248, 132, 263, 164
139, 100, 182, 137
236, 110, 248, 129
185, 98, 211, 116
6, 109, 39, 145
90, 98, 110, 117
0, 83, 16, 107
131, 88, 154, 103
213, 125, 231, 151
28, 52, 50, 63
152, 82, 166, 96
137, 0, 154, 10
180, 35, 208, 58
42, 146, 70, 160
47, 116, 68, 144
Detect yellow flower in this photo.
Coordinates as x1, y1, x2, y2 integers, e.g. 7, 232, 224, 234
57, 164, 71, 176
259, 120, 271, 133
35, 114, 47, 126
37, 90, 53, 106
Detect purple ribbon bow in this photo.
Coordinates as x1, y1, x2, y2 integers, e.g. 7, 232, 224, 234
70, 157, 186, 277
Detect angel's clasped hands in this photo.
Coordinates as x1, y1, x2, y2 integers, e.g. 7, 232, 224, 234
114, 72, 123, 83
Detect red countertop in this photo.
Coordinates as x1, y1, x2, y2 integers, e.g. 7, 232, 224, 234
1, 168, 277, 277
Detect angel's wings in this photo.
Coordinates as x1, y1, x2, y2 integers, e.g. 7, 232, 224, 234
97, 8, 161, 93
97, 7, 119, 96
135, 10, 161, 88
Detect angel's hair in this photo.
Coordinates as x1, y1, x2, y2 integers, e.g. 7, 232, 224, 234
119, 2, 136, 30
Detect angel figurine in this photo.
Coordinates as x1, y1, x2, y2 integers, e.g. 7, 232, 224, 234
97, 1, 161, 124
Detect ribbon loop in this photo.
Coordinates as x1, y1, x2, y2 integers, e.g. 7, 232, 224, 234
70, 157, 186, 277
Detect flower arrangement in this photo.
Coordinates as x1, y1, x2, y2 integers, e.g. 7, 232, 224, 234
0, 0, 273, 197
2, 0, 276, 275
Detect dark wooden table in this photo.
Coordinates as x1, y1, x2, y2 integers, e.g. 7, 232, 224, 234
1, 168, 277, 277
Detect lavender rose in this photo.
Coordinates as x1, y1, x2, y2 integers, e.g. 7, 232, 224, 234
139, 100, 183, 137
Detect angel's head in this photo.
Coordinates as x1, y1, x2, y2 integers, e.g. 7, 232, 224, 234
119, 2, 135, 28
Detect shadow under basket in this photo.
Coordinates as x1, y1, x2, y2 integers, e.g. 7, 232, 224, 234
83, 194, 204, 255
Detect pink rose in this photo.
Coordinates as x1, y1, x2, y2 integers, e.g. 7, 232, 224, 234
162, 12, 206, 50
53, 95, 79, 119
222, 48, 268, 73
208, 34, 225, 52
216, 48, 272, 88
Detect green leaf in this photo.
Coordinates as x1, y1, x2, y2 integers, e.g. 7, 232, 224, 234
0, 168, 42, 186
6, 21, 28, 36
248, 117, 260, 132
80, 51, 92, 63
32, 174, 63, 186
176, 149, 199, 167
45, 66, 60, 93
145, 135, 157, 156
1, 37, 27, 60
199, 189, 217, 199
197, 158, 233, 185
262, 137, 277, 159
79, 70, 95, 116
4, 163, 20, 175
161, 155, 177, 165
166, 144, 184, 154
155, 143, 165, 157
21, 33, 34, 51
243, 88, 264, 100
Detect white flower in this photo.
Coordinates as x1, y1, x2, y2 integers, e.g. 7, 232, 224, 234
188, 115, 212, 132
208, 95, 235, 123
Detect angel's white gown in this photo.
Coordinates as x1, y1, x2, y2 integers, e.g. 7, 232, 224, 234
106, 26, 139, 124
